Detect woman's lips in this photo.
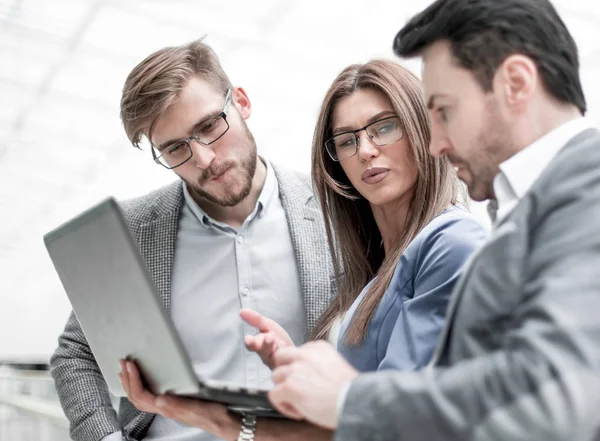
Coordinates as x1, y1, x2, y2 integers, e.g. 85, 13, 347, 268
361, 167, 390, 184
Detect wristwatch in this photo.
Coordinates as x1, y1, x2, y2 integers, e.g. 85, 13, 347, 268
237, 413, 257, 441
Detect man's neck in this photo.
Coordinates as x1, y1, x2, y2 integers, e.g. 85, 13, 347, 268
198, 159, 267, 230
510, 103, 582, 159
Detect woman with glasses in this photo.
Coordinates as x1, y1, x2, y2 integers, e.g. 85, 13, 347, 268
244, 59, 487, 374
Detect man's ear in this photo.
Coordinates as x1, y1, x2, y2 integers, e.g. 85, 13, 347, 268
495, 54, 537, 113
232, 87, 252, 120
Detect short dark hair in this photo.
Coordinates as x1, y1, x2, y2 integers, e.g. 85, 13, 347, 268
394, 0, 586, 114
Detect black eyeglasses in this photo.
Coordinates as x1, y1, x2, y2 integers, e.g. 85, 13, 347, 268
325, 115, 403, 162
152, 89, 232, 169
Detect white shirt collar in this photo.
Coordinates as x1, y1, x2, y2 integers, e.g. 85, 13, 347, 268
492, 117, 594, 222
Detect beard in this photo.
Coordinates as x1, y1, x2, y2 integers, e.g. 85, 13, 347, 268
186, 121, 258, 207
453, 154, 498, 202
460, 98, 511, 202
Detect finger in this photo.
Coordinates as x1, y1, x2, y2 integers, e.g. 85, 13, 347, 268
244, 334, 257, 350
120, 359, 132, 396
263, 339, 278, 360
240, 309, 287, 336
271, 364, 294, 384
156, 394, 203, 418
126, 361, 157, 405
272, 346, 302, 367
245, 333, 267, 351
158, 394, 220, 414
247, 333, 279, 356
277, 401, 304, 420
268, 385, 303, 420
245, 336, 277, 369
156, 394, 191, 411
240, 309, 269, 331
258, 334, 277, 353
155, 395, 229, 429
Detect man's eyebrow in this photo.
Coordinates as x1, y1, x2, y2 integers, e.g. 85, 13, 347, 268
156, 111, 220, 151
332, 110, 396, 135
427, 93, 450, 110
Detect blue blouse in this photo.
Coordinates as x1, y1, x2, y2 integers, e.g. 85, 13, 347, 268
337, 206, 487, 372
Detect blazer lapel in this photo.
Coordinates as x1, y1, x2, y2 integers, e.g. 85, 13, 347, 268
272, 165, 334, 331
137, 215, 179, 312
130, 182, 183, 312
430, 236, 488, 364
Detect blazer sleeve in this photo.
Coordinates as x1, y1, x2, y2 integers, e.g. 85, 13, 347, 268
50, 311, 120, 441
377, 215, 486, 371
334, 144, 600, 441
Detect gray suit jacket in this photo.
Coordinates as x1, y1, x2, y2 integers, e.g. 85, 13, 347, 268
50, 164, 335, 441
337, 129, 600, 441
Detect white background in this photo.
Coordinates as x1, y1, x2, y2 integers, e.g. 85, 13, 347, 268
1, 0, 599, 362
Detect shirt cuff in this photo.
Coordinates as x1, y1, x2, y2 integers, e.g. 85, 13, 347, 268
335, 380, 352, 427
101, 432, 124, 441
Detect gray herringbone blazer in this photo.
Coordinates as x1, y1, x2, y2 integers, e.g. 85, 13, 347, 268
336, 129, 600, 441
50, 164, 335, 441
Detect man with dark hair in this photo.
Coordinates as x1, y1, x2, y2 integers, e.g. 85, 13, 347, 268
264, 1, 600, 440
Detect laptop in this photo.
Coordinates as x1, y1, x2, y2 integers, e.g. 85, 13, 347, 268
44, 197, 283, 418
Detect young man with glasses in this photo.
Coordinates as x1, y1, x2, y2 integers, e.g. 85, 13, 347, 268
49, 39, 334, 441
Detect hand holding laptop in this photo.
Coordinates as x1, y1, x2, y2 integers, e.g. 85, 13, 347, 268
119, 359, 242, 440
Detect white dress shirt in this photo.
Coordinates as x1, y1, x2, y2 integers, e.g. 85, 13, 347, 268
104, 160, 306, 441
493, 117, 595, 223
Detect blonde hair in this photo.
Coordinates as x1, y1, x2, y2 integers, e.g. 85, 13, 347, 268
310, 59, 458, 345
120, 38, 232, 148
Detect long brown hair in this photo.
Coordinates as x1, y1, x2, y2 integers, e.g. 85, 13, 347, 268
310, 59, 458, 345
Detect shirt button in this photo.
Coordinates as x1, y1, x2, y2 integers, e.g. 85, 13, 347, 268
236, 236, 243, 244
242, 288, 250, 296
